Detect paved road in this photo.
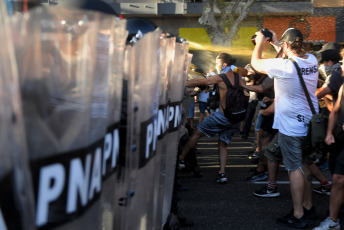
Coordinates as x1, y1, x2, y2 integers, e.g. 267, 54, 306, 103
176, 129, 341, 230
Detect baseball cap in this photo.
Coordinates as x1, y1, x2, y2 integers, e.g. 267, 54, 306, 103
319, 49, 341, 63
280, 28, 303, 44
318, 42, 342, 53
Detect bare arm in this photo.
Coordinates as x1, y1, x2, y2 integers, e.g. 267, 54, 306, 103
315, 86, 331, 99
240, 77, 273, 93
186, 75, 222, 87
251, 32, 270, 75
325, 85, 343, 145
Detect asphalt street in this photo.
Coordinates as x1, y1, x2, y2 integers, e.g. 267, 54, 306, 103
176, 114, 341, 230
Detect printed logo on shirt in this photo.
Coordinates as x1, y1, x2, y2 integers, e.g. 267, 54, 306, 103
300, 65, 318, 75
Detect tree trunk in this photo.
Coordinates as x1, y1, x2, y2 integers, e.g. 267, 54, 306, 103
198, 0, 256, 46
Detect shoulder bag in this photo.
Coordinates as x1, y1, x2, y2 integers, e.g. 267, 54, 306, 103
289, 58, 328, 153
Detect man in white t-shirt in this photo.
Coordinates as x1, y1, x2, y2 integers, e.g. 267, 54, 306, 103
251, 28, 319, 228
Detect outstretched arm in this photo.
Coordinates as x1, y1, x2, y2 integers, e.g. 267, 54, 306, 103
186, 75, 222, 87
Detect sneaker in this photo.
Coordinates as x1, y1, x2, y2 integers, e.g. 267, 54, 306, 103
247, 170, 268, 182
215, 172, 227, 184
310, 155, 319, 164
248, 151, 260, 164
313, 185, 331, 196
313, 217, 340, 230
253, 186, 280, 197
178, 159, 185, 169
284, 207, 317, 220
318, 160, 329, 170
304, 206, 317, 220
277, 214, 308, 228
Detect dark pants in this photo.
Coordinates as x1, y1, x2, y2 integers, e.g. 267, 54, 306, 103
242, 100, 258, 136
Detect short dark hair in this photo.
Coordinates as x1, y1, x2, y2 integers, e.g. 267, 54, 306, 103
320, 49, 341, 64
216, 53, 236, 66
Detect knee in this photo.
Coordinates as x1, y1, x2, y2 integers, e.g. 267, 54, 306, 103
192, 128, 203, 138
218, 140, 227, 148
332, 174, 344, 188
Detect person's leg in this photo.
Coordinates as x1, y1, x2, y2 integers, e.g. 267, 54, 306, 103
198, 102, 207, 124
302, 164, 313, 210
253, 134, 281, 197
278, 133, 307, 223
253, 114, 263, 154
188, 98, 195, 129
309, 162, 332, 195
218, 140, 228, 174
267, 159, 279, 187
309, 163, 328, 183
289, 168, 305, 218
313, 148, 344, 229
329, 174, 344, 221
259, 130, 273, 156
242, 100, 258, 137
179, 128, 204, 161
199, 112, 205, 123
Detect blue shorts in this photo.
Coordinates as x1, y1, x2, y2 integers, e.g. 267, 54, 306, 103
188, 99, 195, 118
255, 113, 263, 132
197, 111, 239, 144
199, 101, 207, 113
279, 132, 305, 171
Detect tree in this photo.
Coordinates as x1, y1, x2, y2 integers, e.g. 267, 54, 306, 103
198, 0, 256, 46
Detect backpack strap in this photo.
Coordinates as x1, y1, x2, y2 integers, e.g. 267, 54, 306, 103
234, 72, 239, 86
219, 72, 239, 88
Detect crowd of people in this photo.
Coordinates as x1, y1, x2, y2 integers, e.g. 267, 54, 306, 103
179, 27, 344, 229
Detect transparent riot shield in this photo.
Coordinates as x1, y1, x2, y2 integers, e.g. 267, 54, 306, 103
122, 29, 162, 230
162, 41, 190, 226
98, 18, 127, 230
154, 37, 176, 229
10, 6, 111, 230
113, 43, 132, 230
0, 2, 36, 230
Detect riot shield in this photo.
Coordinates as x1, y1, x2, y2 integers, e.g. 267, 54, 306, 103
10, 5, 113, 230
154, 37, 176, 229
122, 29, 162, 230
0, 2, 36, 229
98, 17, 127, 230
162, 41, 190, 226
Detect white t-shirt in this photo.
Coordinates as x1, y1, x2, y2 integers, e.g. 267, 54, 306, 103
263, 54, 319, 136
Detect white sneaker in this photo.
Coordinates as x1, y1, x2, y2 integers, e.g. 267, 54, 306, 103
313, 217, 340, 230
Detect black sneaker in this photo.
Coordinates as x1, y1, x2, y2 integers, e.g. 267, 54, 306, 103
253, 186, 280, 197
276, 214, 308, 228
313, 185, 331, 195
283, 207, 317, 220
247, 170, 267, 182
215, 172, 227, 184
304, 206, 317, 220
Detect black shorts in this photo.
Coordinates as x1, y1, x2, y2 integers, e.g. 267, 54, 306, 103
332, 148, 344, 175
329, 136, 344, 174
261, 115, 278, 135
